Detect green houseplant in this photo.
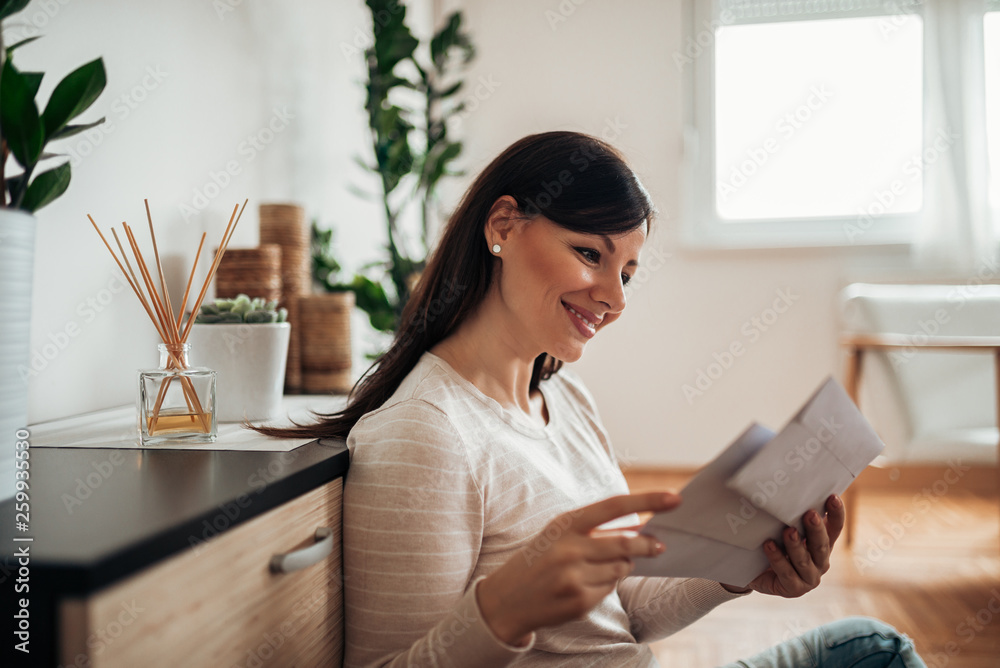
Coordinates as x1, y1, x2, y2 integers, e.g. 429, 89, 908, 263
345, 0, 474, 334
313, 220, 395, 334
1, 0, 107, 212
0, 0, 107, 502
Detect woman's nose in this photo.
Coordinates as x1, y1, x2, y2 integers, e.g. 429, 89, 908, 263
594, 272, 627, 315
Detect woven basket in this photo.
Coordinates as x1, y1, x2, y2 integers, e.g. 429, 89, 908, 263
214, 245, 283, 303
299, 292, 354, 394
259, 203, 310, 392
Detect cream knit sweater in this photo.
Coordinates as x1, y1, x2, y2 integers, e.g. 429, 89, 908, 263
343, 351, 748, 667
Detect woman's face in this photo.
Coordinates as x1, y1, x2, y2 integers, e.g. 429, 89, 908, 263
492, 214, 647, 363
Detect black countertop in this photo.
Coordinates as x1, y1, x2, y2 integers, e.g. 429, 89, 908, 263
0, 439, 349, 666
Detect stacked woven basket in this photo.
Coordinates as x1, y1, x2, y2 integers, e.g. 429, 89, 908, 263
214, 245, 282, 303
259, 204, 311, 391
212, 203, 353, 394
299, 293, 355, 394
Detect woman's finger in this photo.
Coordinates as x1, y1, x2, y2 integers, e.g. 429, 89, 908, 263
761, 539, 805, 596
803, 509, 832, 572
590, 523, 644, 535
762, 539, 798, 581
585, 532, 665, 562
580, 558, 635, 586
570, 492, 681, 533
824, 494, 846, 545
783, 527, 821, 587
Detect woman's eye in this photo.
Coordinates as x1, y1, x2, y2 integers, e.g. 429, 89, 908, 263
575, 246, 630, 285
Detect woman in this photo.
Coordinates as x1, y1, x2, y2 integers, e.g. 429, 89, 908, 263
261, 132, 927, 666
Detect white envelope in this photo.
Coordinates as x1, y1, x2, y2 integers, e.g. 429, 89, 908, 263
632, 377, 884, 587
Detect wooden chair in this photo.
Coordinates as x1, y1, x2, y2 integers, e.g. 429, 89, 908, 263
839, 284, 1000, 548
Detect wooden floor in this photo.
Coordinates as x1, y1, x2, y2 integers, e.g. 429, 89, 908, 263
622, 469, 1000, 668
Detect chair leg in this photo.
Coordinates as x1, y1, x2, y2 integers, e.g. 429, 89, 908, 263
843, 485, 859, 548
994, 351, 1000, 553
844, 347, 864, 548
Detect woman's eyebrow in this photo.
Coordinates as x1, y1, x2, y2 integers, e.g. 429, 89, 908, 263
600, 235, 639, 268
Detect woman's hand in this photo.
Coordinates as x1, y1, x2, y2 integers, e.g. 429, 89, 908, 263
476, 492, 680, 646
724, 494, 846, 597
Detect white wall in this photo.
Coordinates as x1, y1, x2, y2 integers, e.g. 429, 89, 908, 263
16, 0, 917, 467
436, 0, 918, 467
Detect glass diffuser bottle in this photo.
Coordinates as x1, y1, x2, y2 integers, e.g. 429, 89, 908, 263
138, 342, 217, 445
87, 199, 246, 448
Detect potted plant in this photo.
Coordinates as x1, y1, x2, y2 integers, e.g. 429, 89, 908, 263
186, 295, 291, 422
349, 0, 475, 335
1, 0, 107, 500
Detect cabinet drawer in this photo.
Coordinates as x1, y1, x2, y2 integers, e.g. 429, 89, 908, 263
59, 478, 344, 667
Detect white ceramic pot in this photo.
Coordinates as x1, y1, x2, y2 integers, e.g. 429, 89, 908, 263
0, 208, 36, 502
187, 322, 291, 422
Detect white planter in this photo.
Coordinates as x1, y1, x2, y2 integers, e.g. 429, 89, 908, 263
0, 208, 36, 502
187, 322, 291, 423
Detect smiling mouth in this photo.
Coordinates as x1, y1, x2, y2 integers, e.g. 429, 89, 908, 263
562, 301, 597, 336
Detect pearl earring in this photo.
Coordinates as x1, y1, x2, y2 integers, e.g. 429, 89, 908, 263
492, 244, 501, 253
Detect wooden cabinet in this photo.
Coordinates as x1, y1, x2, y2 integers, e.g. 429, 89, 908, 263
59, 479, 344, 667
0, 436, 349, 668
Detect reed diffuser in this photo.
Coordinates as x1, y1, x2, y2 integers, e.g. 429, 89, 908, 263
88, 200, 247, 445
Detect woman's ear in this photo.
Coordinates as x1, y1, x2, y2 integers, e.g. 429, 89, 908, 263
483, 195, 522, 249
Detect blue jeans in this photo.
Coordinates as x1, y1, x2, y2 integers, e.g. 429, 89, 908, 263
719, 617, 928, 668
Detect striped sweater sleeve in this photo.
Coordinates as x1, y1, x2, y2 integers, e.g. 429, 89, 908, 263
343, 399, 532, 667
616, 576, 752, 643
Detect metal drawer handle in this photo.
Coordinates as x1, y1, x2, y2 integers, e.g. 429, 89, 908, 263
269, 527, 335, 574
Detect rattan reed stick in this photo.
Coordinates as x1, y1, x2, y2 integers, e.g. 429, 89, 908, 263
177, 233, 206, 331
122, 223, 172, 337
88, 216, 170, 345
144, 199, 177, 337
112, 229, 146, 307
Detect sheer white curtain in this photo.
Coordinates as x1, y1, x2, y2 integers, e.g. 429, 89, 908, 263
914, 0, 997, 273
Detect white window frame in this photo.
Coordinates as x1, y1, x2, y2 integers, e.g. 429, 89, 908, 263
680, 0, 938, 250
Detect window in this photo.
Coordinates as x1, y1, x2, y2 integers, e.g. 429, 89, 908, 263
986, 5, 1000, 209
684, 0, 997, 250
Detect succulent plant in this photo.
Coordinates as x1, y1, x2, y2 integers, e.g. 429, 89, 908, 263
194, 294, 288, 324
1, 0, 108, 212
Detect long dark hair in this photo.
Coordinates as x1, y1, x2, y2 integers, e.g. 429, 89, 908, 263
255, 131, 655, 440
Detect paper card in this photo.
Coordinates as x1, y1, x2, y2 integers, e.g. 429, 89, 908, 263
724, 378, 884, 529
633, 376, 884, 584
631, 524, 770, 587
641, 423, 785, 550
